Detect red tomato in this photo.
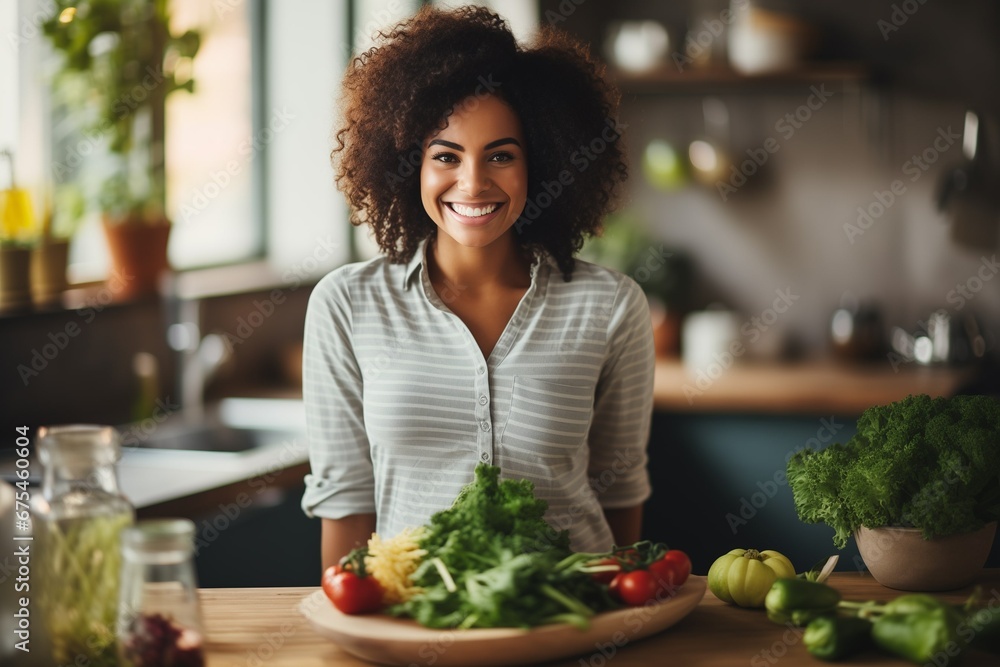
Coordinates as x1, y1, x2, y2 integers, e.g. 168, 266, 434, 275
662, 550, 692, 586
588, 557, 621, 585
647, 559, 674, 590
616, 570, 660, 606
648, 550, 692, 592
321, 565, 383, 614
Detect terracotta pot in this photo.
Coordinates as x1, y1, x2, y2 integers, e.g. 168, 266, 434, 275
0, 245, 33, 313
102, 216, 171, 301
855, 522, 997, 591
652, 308, 682, 358
30, 239, 70, 307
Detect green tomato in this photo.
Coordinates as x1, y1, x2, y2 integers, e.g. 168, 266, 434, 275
708, 548, 796, 608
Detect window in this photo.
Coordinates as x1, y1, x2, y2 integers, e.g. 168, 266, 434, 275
166, 0, 258, 269
6, 0, 263, 281
5, 0, 353, 287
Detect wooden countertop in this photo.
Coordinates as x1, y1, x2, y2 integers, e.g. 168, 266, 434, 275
201, 572, 1000, 666
653, 358, 977, 415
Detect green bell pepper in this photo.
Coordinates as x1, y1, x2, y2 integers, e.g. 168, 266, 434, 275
872, 607, 962, 664
884, 594, 960, 618
765, 579, 843, 626
803, 616, 873, 661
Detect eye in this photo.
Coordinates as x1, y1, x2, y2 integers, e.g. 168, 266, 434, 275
431, 152, 458, 164
489, 151, 515, 163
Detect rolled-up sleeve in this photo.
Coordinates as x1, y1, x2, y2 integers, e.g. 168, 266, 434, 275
300, 270, 376, 519
587, 278, 655, 508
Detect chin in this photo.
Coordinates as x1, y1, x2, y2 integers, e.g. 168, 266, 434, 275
446, 230, 503, 248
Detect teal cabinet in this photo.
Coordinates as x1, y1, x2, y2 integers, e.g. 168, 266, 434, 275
643, 412, 1000, 574
642, 410, 999, 576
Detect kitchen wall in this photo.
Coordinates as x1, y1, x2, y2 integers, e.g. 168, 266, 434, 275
623, 91, 999, 357
538, 0, 1000, 362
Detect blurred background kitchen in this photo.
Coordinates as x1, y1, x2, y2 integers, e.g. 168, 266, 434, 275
1, 0, 998, 586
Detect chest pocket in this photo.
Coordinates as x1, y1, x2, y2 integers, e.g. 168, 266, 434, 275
500, 376, 594, 468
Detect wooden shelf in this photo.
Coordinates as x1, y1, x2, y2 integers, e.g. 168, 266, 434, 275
653, 358, 977, 415
613, 61, 869, 95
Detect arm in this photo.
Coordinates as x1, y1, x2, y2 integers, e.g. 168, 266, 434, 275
321, 514, 377, 573
301, 272, 378, 569
603, 504, 643, 547
587, 279, 655, 538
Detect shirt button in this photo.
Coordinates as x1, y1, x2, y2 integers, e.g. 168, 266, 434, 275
480, 451, 490, 462
477, 366, 485, 375
480, 420, 491, 432
479, 395, 488, 406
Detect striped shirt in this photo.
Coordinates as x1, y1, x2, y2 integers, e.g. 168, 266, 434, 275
300, 238, 654, 552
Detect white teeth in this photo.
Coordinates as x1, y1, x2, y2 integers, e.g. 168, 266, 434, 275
451, 203, 498, 217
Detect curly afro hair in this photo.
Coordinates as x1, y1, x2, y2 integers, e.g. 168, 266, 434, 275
333, 5, 628, 280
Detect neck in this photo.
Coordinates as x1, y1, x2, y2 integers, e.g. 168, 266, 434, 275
428, 232, 531, 293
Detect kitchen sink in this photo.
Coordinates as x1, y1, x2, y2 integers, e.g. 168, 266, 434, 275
125, 398, 306, 453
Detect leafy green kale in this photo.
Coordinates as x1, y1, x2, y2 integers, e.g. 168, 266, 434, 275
390, 464, 616, 628
418, 462, 569, 559
788, 394, 1000, 549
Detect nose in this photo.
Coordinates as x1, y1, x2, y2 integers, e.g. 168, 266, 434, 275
457, 160, 490, 196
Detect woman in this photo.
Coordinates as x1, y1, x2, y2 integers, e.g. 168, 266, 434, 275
302, 5, 654, 570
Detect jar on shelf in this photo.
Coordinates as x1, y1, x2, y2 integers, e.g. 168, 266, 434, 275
117, 519, 205, 667
32, 424, 135, 667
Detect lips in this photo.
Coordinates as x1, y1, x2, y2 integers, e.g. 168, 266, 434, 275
447, 202, 499, 217
443, 201, 505, 226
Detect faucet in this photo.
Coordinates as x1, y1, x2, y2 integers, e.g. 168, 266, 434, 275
166, 297, 230, 424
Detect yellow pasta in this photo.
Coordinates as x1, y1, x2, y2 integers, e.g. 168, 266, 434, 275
365, 527, 428, 604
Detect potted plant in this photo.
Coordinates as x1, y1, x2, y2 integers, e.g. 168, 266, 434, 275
0, 149, 37, 313
41, 0, 200, 300
788, 393, 1000, 591
30, 184, 87, 307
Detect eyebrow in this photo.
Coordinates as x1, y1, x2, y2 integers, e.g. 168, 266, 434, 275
427, 137, 522, 151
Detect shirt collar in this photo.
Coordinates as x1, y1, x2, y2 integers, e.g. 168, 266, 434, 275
401, 238, 429, 291
401, 236, 558, 291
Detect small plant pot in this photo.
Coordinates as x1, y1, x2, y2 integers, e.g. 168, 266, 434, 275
102, 216, 171, 301
30, 239, 70, 307
855, 522, 997, 591
0, 245, 33, 313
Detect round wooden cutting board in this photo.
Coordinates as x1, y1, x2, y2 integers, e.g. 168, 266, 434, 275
300, 575, 707, 666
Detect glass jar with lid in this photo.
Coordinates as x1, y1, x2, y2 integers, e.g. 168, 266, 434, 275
32, 424, 135, 667
117, 519, 205, 667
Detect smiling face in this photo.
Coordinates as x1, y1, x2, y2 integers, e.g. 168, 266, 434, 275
420, 95, 528, 250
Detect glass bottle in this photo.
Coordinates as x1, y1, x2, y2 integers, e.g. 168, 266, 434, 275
117, 519, 205, 667
32, 424, 135, 667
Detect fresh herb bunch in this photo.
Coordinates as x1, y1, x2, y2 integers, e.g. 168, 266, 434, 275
390, 464, 617, 629
788, 394, 1000, 548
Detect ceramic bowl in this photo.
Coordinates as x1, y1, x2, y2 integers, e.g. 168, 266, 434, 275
855, 522, 997, 591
